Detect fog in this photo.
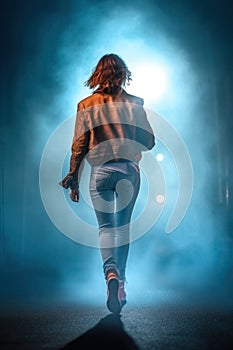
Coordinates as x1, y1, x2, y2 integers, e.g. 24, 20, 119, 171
1, 0, 233, 311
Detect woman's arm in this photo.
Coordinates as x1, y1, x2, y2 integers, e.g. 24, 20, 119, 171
59, 104, 90, 198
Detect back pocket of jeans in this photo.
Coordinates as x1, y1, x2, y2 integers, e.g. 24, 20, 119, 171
90, 170, 113, 190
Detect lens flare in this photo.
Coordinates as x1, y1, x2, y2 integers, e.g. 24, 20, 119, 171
156, 153, 164, 162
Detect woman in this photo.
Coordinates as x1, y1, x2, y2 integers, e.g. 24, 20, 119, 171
60, 54, 155, 313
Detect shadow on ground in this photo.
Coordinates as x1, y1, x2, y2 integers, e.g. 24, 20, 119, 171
61, 313, 139, 350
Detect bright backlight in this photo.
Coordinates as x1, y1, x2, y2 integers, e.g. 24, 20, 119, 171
128, 64, 167, 104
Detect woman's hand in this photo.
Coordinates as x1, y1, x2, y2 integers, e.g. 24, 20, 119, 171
69, 189, 79, 202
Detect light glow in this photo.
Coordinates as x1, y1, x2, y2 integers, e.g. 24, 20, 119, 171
156, 194, 165, 204
156, 153, 164, 162
129, 63, 168, 104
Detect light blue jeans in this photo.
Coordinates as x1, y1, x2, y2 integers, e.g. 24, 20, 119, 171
89, 161, 140, 281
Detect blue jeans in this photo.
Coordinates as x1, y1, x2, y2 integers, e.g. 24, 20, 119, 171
89, 161, 140, 281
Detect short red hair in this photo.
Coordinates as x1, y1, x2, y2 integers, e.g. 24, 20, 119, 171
85, 54, 132, 94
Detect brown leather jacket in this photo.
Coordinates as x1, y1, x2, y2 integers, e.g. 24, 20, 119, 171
60, 89, 155, 189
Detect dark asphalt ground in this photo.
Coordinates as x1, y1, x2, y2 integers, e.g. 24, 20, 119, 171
0, 302, 233, 350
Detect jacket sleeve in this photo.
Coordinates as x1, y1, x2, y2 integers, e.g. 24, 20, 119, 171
59, 102, 90, 190
135, 101, 155, 151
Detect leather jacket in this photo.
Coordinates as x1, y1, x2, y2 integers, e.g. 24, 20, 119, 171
60, 89, 155, 189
